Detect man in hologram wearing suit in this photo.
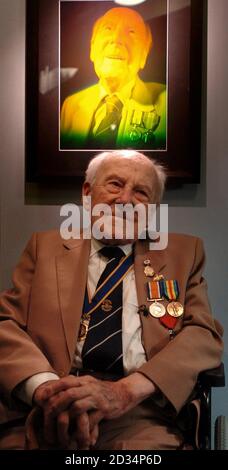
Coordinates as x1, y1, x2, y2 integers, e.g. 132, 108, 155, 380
60, 7, 167, 150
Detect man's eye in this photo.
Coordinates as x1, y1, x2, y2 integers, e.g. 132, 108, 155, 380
106, 180, 122, 191
135, 189, 148, 198
109, 180, 121, 187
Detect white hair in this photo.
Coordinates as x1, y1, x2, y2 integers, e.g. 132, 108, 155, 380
85, 150, 167, 203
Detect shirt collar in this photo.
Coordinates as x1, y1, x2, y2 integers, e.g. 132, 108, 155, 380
98, 78, 136, 106
90, 238, 133, 258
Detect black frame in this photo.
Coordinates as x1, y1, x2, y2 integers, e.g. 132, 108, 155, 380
26, 0, 205, 183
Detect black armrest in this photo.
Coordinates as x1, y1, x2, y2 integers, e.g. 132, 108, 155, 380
198, 363, 225, 388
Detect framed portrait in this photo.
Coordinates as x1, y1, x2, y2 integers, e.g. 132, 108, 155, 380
26, 0, 205, 182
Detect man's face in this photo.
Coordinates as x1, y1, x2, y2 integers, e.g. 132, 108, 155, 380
90, 8, 149, 86
83, 157, 156, 244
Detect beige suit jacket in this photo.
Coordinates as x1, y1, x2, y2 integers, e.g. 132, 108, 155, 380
60, 77, 166, 149
0, 231, 223, 427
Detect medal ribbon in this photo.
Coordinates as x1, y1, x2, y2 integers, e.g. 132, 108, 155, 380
159, 280, 179, 329
159, 313, 177, 330
147, 281, 162, 300
83, 252, 134, 316
161, 280, 179, 300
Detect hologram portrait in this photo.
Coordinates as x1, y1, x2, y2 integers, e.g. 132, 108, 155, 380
60, 5, 167, 151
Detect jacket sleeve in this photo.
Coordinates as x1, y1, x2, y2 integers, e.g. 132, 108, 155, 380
137, 238, 224, 413
0, 233, 56, 404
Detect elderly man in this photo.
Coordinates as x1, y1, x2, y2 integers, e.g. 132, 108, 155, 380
60, 7, 166, 150
0, 150, 223, 450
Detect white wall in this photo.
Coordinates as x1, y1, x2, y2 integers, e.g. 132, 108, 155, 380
166, 0, 228, 431
0, 0, 227, 445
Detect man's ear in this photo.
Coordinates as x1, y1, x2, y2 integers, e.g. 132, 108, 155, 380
82, 181, 92, 197
82, 182, 92, 211
139, 49, 149, 70
90, 42, 95, 63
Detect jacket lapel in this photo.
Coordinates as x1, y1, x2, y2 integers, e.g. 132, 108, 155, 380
56, 238, 91, 362
132, 77, 152, 104
75, 85, 100, 142
134, 241, 169, 359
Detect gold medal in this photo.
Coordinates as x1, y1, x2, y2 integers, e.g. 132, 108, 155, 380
78, 319, 89, 341
166, 301, 184, 318
149, 301, 166, 318
153, 274, 164, 281
101, 299, 112, 312
144, 266, 155, 277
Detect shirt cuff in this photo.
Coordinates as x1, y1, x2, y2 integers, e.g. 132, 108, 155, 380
15, 372, 59, 406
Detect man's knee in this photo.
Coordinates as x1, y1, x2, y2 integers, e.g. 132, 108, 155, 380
0, 425, 26, 450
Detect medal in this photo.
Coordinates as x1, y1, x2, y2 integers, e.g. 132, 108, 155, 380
78, 318, 89, 342
144, 266, 155, 277
153, 274, 164, 281
143, 259, 155, 277
166, 301, 184, 317
159, 313, 177, 332
149, 302, 166, 318
143, 272, 182, 339
101, 299, 112, 312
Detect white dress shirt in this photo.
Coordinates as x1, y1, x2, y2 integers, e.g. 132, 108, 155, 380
17, 239, 146, 405
72, 238, 146, 373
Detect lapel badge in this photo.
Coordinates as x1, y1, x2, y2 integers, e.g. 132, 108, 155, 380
143, 259, 155, 277
101, 299, 113, 312
144, 259, 151, 266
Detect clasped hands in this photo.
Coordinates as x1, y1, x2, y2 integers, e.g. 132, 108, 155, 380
34, 374, 138, 449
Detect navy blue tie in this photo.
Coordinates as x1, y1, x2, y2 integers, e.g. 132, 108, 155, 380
82, 246, 125, 375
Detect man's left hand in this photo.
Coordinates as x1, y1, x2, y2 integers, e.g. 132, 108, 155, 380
38, 372, 156, 420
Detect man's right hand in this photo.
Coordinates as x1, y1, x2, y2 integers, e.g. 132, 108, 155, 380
33, 379, 100, 449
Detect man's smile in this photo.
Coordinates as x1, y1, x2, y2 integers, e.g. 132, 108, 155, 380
105, 55, 125, 60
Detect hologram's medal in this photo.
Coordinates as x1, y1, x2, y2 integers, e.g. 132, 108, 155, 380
149, 301, 166, 318
166, 301, 184, 318
119, 100, 161, 146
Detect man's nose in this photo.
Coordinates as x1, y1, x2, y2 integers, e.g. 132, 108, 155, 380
110, 25, 124, 44
116, 187, 133, 205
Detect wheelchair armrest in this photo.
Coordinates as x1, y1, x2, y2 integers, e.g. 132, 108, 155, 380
198, 363, 225, 388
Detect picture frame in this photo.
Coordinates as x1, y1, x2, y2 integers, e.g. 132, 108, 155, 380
26, 0, 205, 183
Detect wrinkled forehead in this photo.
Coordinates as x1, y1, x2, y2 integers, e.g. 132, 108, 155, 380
93, 7, 147, 37
95, 157, 154, 184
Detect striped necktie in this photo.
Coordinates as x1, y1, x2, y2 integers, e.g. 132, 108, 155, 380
81, 246, 125, 375
89, 95, 123, 148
